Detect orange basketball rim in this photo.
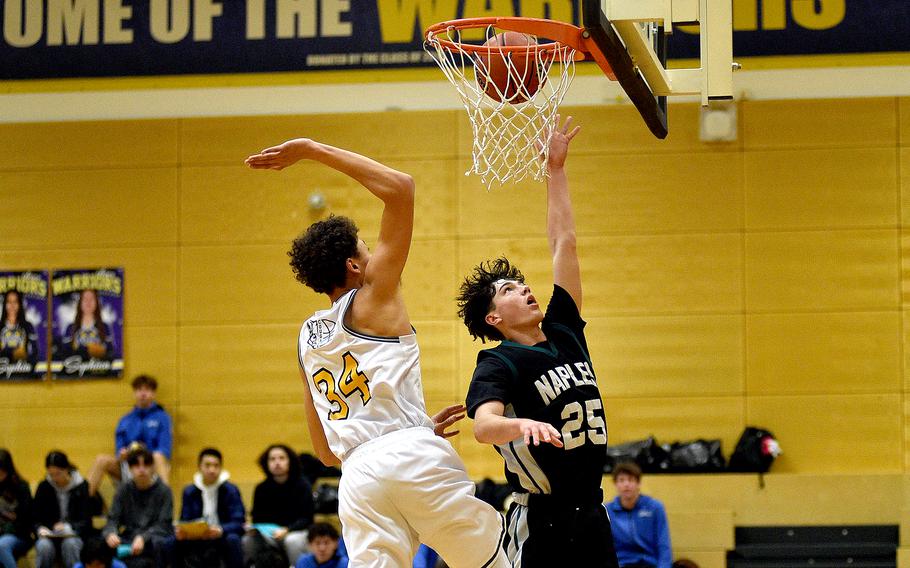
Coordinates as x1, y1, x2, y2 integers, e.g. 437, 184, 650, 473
425, 17, 617, 80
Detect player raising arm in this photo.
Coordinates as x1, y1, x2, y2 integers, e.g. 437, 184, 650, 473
456, 116, 619, 568
246, 139, 508, 568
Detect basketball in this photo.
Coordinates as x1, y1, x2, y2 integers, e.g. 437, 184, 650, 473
475, 32, 545, 103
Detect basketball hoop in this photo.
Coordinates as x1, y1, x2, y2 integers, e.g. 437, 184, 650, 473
425, 18, 599, 187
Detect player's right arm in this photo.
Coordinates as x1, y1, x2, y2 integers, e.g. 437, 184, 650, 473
299, 368, 341, 467
245, 138, 414, 334
546, 115, 582, 310
473, 401, 563, 448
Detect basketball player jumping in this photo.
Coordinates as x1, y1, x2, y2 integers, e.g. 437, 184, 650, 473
245, 140, 509, 568
456, 116, 619, 567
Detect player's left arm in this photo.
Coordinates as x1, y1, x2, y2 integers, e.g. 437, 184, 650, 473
299, 368, 341, 467
546, 115, 583, 311
474, 400, 563, 447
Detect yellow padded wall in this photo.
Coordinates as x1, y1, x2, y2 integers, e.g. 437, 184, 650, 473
0, 120, 179, 170
0, 169, 179, 248
180, 112, 458, 166
747, 312, 901, 394
903, 148, 910, 224
742, 98, 897, 149
746, 230, 899, 311
592, 315, 744, 397
744, 148, 897, 229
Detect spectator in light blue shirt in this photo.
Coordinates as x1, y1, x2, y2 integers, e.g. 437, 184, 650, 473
606, 462, 672, 568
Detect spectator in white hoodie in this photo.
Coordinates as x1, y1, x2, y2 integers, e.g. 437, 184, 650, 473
175, 448, 246, 568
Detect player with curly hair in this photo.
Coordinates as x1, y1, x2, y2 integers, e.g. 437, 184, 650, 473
245, 139, 508, 568
456, 116, 619, 568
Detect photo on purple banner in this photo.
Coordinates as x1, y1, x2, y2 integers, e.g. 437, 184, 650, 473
0, 271, 49, 381
51, 268, 124, 379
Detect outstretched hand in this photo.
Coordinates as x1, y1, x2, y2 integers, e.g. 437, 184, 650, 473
432, 404, 467, 439
518, 418, 564, 448
244, 138, 317, 171
544, 114, 581, 171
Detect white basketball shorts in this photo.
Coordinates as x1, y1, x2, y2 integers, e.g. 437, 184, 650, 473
339, 426, 509, 568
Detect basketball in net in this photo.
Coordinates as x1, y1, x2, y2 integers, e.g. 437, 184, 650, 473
425, 18, 586, 186
475, 32, 547, 104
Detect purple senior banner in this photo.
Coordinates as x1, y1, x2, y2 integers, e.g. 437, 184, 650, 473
51, 268, 125, 379
0, 271, 49, 381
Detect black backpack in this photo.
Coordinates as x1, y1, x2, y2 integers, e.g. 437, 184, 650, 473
604, 436, 671, 473
728, 427, 780, 473
313, 481, 340, 514
667, 439, 726, 473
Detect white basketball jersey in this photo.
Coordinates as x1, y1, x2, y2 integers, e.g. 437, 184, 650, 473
298, 289, 433, 461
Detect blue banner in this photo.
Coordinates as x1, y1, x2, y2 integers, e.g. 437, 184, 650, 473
671, 0, 910, 59
1, 1, 907, 80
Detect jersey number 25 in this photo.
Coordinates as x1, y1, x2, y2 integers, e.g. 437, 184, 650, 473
560, 399, 607, 450
312, 351, 372, 420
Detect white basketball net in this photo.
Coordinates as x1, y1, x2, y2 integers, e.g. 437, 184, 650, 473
425, 26, 578, 187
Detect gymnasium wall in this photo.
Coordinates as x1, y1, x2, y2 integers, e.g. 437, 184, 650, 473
0, 97, 907, 501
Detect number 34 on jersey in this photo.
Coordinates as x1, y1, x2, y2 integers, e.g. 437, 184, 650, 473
311, 351, 372, 420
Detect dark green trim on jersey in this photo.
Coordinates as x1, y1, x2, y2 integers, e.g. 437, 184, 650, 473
500, 339, 559, 358
484, 349, 519, 379
549, 322, 593, 368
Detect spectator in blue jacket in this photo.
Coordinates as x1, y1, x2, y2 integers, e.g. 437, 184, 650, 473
294, 523, 347, 568
88, 375, 173, 496
606, 463, 672, 568
175, 448, 245, 568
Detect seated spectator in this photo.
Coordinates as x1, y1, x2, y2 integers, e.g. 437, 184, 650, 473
102, 446, 174, 568
176, 448, 245, 568
242, 444, 314, 566
606, 462, 672, 568
412, 544, 440, 568
34, 451, 93, 568
294, 523, 347, 568
73, 538, 127, 568
0, 449, 33, 568
88, 374, 172, 497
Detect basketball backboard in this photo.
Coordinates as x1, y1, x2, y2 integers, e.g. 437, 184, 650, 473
581, 0, 734, 138
422, 1, 733, 185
